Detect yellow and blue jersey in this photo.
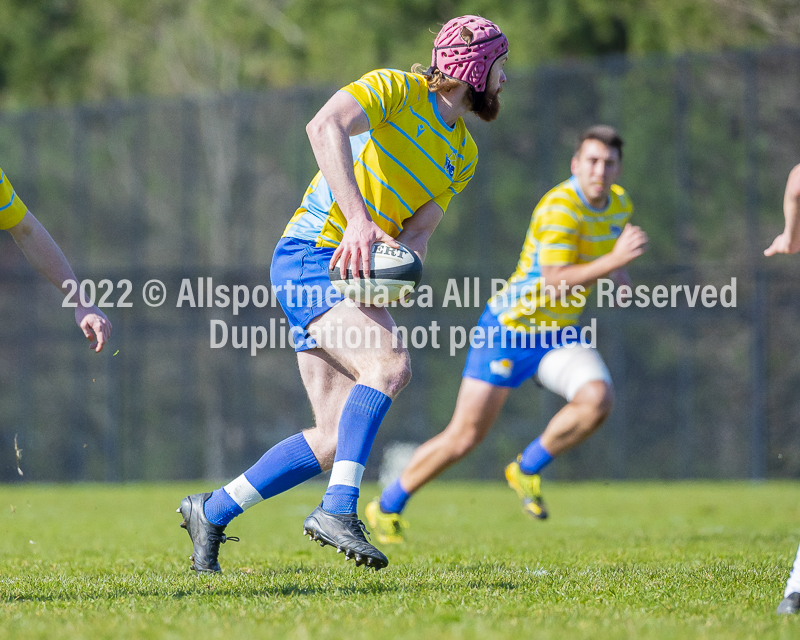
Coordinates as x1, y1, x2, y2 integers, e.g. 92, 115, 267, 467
283, 69, 478, 247
0, 168, 28, 230
489, 176, 633, 331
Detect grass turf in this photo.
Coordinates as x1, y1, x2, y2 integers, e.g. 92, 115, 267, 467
1, 481, 799, 639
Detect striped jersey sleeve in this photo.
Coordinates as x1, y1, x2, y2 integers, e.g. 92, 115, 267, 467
533, 200, 581, 266
341, 69, 426, 129
0, 168, 28, 230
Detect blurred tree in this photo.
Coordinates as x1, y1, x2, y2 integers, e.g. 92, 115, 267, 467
0, 0, 791, 109
711, 0, 800, 42
0, 0, 93, 106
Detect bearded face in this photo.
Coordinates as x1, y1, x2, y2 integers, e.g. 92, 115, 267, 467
474, 87, 501, 122
473, 54, 506, 122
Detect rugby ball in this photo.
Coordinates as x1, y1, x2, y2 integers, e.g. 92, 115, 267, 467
329, 241, 423, 304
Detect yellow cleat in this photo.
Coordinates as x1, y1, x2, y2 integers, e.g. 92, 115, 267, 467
365, 499, 408, 544
505, 458, 548, 520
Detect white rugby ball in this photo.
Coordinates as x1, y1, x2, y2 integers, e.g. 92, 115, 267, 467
329, 241, 423, 304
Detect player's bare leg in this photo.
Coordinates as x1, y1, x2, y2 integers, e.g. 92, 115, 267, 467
399, 378, 509, 492
371, 379, 612, 534
538, 380, 614, 455
505, 379, 613, 518
366, 378, 508, 543
302, 300, 411, 569
296, 348, 357, 470
306, 300, 411, 399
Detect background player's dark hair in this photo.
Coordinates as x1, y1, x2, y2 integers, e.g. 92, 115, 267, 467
576, 125, 624, 160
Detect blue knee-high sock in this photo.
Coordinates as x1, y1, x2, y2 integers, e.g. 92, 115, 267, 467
519, 437, 553, 475
322, 384, 392, 514
380, 478, 411, 514
204, 433, 322, 526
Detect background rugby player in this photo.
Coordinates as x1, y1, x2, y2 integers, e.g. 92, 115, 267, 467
368, 126, 648, 542
764, 162, 800, 615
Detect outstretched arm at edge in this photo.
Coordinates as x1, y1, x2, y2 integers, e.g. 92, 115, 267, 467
7, 211, 112, 352
765, 163, 800, 256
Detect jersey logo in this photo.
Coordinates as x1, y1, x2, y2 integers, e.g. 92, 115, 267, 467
610, 224, 622, 237
445, 154, 455, 178
416, 124, 425, 138
489, 358, 514, 378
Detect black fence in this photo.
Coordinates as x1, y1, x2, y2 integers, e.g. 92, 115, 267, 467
1, 47, 800, 482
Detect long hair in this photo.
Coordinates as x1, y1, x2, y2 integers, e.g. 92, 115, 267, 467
412, 64, 474, 97
412, 64, 501, 122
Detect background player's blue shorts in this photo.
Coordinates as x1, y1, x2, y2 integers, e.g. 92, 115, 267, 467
270, 237, 345, 352
462, 306, 579, 388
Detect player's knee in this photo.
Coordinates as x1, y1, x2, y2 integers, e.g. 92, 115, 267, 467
446, 424, 485, 459
575, 380, 614, 422
381, 350, 412, 396
454, 431, 483, 458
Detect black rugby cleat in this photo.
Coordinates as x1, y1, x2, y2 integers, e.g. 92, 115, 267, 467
302, 503, 388, 570
777, 592, 800, 614
177, 492, 239, 573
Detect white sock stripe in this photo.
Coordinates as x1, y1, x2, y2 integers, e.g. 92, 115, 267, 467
328, 461, 365, 488
224, 475, 263, 511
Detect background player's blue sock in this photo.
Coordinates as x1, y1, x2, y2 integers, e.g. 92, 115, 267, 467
322, 384, 392, 514
519, 437, 553, 475
379, 478, 410, 514
204, 433, 321, 526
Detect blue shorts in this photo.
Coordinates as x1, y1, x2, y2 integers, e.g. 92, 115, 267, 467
462, 306, 580, 388
270, 237, 345, 352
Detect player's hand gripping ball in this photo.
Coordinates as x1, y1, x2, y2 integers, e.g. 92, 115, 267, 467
329, 242, 423, 305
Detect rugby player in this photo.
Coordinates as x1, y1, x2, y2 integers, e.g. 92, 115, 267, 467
0, 167, 111, 350
764, 162, 800, 615
367, 126, 648, 542
178, 16, 509, 571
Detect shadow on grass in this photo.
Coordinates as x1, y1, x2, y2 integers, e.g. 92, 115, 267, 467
1, 561, 531, 603
1, 563, 407, 603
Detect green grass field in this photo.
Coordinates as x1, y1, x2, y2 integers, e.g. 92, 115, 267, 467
1, 481, 799, 639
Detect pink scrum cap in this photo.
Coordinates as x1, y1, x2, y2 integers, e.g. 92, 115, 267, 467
431, 16, 508, 93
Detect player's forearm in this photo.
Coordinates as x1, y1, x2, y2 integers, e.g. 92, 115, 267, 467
782, 165, 800, 245
7, 212, 81, 296
395, 201, 443, 264
542, 253, 624, 291
782, 206, 800, 247
306, 118, 371, 224
394, 229, 429, 264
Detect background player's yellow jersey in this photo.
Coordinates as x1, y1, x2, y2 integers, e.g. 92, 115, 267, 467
283, 69, 478, 248
489, 176, 633, 331
0, 168, 28, 230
